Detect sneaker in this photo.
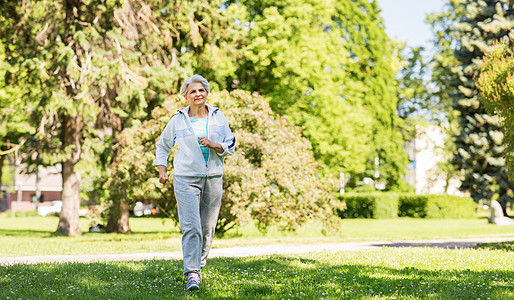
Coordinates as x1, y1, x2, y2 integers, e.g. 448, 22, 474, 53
186, 272, 201, 291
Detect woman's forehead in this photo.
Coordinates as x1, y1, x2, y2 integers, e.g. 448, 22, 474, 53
188, 82, 205, 91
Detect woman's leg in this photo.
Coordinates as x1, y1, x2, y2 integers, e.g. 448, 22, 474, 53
173, 175, 203, 275
199, 176, 223, 268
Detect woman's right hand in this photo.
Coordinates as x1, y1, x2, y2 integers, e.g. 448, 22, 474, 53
159, 172, 169, 184
158, 165, 168, 184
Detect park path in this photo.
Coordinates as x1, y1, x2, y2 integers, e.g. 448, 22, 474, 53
1, 237, 512, 266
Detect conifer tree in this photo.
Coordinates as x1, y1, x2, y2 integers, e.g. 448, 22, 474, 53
430, 0, 514, 215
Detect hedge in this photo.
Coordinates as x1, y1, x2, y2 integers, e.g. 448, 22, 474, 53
337, 193, 399, 219
337, 193, 476, 219
398, 194, 476, 219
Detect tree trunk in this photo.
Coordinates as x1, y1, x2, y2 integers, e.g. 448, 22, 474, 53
56, 115, 83, 236
56, 159, 82, 235
0, 154, 4, 189
106, 199, 131, 233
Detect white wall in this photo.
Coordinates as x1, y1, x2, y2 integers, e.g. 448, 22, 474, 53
412, 124, 465, 196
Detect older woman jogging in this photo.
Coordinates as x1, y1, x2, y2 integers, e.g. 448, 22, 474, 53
153, 74, 236, 291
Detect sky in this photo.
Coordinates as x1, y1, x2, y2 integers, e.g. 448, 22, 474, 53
375, 0, 447, 49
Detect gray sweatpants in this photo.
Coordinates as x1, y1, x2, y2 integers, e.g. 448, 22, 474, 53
173, 175, 223, 275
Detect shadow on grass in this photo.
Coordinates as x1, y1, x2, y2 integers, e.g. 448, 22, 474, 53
372, 240, 509, 249
1, 254, 512, 299
0, 229, 54, 238
476, 241, 514, 251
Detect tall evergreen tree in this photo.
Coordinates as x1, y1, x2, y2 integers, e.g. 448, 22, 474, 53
430, 0, 514, 215
228, 0, 407, 189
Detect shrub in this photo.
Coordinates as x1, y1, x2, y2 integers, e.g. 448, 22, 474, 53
13, 210, 39, 218
399, 194, 476, 218
398, 194, 427, 218
107, 90, 339, 235
337, 193, 399, 219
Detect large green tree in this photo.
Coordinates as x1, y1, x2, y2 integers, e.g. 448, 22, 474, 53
227, 0, 408, 189
2, 0, 242, 234
430, 0, 514, 215
98, 0, 243, 233
3, 0, 164, 235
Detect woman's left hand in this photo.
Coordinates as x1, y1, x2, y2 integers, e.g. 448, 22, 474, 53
198, 137, 224, 154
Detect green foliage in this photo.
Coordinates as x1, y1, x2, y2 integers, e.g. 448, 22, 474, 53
229, 0, 407, 188
395, 46, 436, 121
107, 90, 339, 235
337, 193, 399, 219
0, 0, 245, 233
477, 34, 514, 176
13, 210, 40, 218
398, 194, 476, 219
429, 0, 514, 212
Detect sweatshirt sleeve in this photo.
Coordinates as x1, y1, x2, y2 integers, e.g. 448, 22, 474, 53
216, 112, 236, 157
153, 116, 176, 167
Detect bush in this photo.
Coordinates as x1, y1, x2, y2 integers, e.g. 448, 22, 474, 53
398, 194, 427, 218
398, 194, 476, 218
337, 193, 399, 219
107, 90, 339, 235
13, 210, 39, 218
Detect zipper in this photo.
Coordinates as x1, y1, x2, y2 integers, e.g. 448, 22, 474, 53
183, 108, 209, 176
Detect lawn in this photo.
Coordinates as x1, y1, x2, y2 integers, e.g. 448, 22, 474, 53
1, 216, 513, 299
0, 216, 513, 256
1, 248, 513, 299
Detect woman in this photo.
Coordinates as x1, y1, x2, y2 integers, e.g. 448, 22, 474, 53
153, 74, 236, 291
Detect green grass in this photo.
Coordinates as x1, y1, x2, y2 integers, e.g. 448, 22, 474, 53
0, 216, 513, 256
1, 248, 513, 299
1, 216, 513, 299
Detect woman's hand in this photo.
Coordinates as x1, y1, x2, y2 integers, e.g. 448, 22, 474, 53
198, 137, 224, 154
158, 165, 168, 184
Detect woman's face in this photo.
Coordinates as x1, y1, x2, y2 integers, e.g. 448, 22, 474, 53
185, 82, 208, 106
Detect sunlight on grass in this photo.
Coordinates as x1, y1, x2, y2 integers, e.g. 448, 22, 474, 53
1, 248, 513, 299
0, 216, 512, 256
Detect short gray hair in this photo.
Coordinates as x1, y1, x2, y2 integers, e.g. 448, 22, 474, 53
180, 74, 210, 96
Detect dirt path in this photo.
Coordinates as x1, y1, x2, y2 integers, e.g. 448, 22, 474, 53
1, 237, 512, 265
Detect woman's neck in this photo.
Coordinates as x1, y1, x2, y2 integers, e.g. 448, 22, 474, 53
188, 104, 208, 118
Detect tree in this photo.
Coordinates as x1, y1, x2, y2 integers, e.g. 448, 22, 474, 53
98, 0, 244, 233
2, 0, 244, 234
429, 0, 514, 215
107, 90, 340, 235
2, 0, 178, 234
227, 0, 408, 189
477, 34, 514, 176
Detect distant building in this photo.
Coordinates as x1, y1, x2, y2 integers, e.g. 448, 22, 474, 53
1, 164, 62, 212
404, 124, 465, 196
